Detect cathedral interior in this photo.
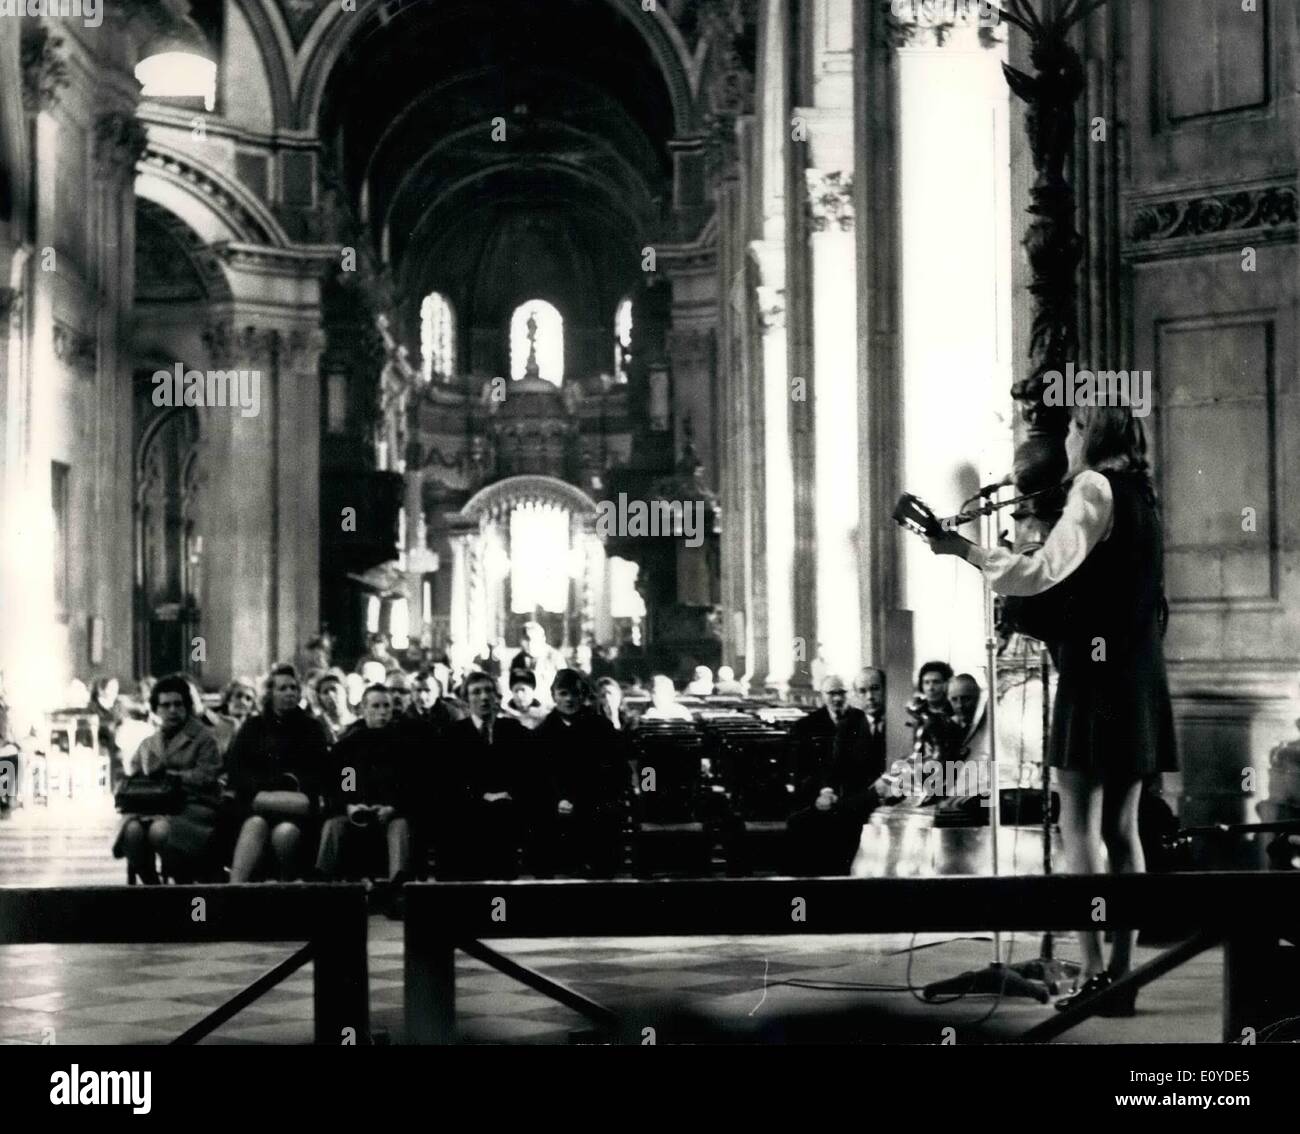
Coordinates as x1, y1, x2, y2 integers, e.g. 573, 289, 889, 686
1, 0, 1299, 1054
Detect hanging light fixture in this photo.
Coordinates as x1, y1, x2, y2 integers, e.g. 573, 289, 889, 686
134, 14, 217, 112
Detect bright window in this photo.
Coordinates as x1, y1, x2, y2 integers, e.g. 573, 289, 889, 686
614, 297, 633, 383
509, 502, 570, 614
510, 299, 564, 386
135, 53, 217, 112
420, 291, 455, 381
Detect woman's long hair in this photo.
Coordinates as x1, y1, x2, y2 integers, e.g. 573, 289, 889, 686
1073, 404, 1157, 507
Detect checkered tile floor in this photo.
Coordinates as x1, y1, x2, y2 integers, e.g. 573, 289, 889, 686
0, 801, 1227, 1044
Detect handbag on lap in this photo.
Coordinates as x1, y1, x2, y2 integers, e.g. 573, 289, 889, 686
251, 773, 312, 820
115, 774, 183, 815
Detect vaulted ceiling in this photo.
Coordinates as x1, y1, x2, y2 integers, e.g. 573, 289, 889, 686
318, 0, 685, 339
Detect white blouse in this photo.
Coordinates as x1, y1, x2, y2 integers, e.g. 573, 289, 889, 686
967, 470, 1114, 597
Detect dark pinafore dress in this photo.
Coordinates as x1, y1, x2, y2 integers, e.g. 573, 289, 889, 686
1045, 470, 1178, 779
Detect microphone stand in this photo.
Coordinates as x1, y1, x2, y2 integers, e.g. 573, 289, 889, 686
921, 490, 1049, 1004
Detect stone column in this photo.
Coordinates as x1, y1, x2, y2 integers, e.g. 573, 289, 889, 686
447, 530, 471, 665
806, 169, 862, 681
751, 242, 795, 694
279, 327, 326, 663
93, 110, 148, 681
201, 322, 279, 682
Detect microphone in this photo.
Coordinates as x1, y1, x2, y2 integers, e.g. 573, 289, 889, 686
978, 474, 1014, 498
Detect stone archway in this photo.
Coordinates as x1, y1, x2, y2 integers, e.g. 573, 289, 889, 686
449, 475, 606, 667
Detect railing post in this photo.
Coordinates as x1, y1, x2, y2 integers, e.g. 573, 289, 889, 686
404, 888, 456, 1044
312, 889, 370, 1045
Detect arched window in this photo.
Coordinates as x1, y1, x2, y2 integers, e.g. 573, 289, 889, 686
134, 15, 217, 111
614, 296, 633, 383
420, 291, 455, 382
510, 299, 564, 386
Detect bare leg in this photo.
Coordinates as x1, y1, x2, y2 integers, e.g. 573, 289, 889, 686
230, 815, 270, 882
1100, 777, 1145, 976
1055, 768, 1107, 978
270, 821, 303, 880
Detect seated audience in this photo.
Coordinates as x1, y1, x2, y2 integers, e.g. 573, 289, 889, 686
595, 676, 625, 730
686, 666, 714, 696
439, 671, 532, 879
786, 675, 864, 874
225, 664, 330, 882
820, 667, 893, 869
533, 669, 630, 877
907, 660, 960, 766
113, 674, 223, 883
642, 675, 693, 722
215, 678, 258, 754
90, 677, 125, 790
504, 670, 548, 730
412, 671, 464, 734
314, 669, 354, 744
714, 665, 747, 695
317, 685, 416, 901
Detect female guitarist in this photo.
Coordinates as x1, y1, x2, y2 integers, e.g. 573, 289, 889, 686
927, 404, 1178, 1014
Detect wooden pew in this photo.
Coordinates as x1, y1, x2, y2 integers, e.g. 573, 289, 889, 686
0, 884, 370, 1044
403, 872, 1300, 1044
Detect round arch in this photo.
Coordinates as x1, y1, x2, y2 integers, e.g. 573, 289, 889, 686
461, 475, 600, 526
293, 0, 699, 134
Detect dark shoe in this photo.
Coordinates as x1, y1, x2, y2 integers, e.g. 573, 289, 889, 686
1054, 972, 1113, 1013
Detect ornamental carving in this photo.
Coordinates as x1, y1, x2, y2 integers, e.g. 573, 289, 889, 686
53, 321, 97, 375
755, 286, 786, 332
141, 149, 275, 245
880, 0, 1005, 50
806, 170, 855, 233
1129, 185, 1298, 245
95, 113, 149, 180
203, 322, 279, 367
699, 0, 758, 178
21, 26, 70, 114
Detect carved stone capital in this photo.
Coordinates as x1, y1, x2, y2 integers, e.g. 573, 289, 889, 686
284, 327, 327, 373
203, 322, 279, 368
53, 320, 97, 375
756, 287, 786, 332
806, 170, 856, 233
880, 0, 1005, 50
95, 113, 149, 181
21, 26, 70, 115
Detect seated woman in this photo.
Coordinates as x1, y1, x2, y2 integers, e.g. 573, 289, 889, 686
213, 678, 258, 755
112, 674, 223, 883
225, 664, 331, 882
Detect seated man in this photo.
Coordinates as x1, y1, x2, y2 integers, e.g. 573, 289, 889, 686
714, 665, 747, 696
686, 666, 714, 696
533, 669, 630, 877
785, 675, 863, 875
439, 671, 532, 880
641, 675, 694, 721
317, 685, 416, 901
822, 668, 893, 868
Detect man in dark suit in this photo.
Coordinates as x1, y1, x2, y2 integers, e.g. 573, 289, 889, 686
532, 669, 630, 877
825, 667, 893, 867
438, 671, 532, 880
786, 675, 863, 874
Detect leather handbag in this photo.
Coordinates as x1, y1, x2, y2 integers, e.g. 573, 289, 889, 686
115, 775, 183, 815
252, 773, 311, 820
